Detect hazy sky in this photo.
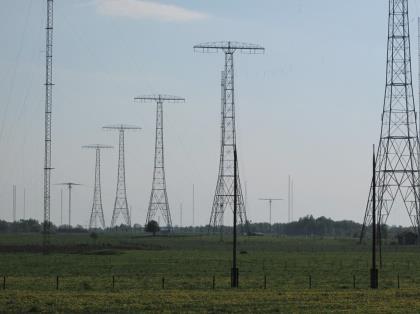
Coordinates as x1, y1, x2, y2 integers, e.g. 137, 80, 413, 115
1, 0, 420, 227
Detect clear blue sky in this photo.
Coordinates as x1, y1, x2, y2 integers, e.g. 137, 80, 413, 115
1, 0, 420, 227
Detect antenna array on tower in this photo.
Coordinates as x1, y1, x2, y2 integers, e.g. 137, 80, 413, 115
360, 0, 420, 240
134, 95, 185, 231
82, 145, 112, 229
103, 124, 141, 227
194, 41, 264, 234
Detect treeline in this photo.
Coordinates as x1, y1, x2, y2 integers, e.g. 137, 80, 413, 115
0, 216, 413, 239
0, 219, 87, 233
249, 216, 362, 237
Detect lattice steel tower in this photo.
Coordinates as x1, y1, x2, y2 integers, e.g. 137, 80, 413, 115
103, 124, 141, 227
134, 95, 185, 230
43, 0, 53, 250
83, 145, 112, 229
194, 41, 264, 233
360, 0, 420, 240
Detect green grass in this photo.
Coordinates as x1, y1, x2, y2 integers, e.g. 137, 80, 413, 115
0, 233, 420, 312
2, 289, 420, 313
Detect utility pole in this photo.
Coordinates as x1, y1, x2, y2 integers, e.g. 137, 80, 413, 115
83, 145, 112, 229
60, 189, 63, 225
360, 0, 420, 240
291, 178, 294, 222
43, 0, 54, 253
194, 41, 264, 234
231, 148, 238, 288
23, 188, 26, 220
134, 95, 185, 231
259, 198, 284, 233
245, 181, 248, 220
129, 206, 133, 230
180, 202, 183, 228
418, 17, 420, 141
192, 184, 195, 226
12, 185, 16, 222
57, 182, 82, 227
103, 124, 141, 227
371, 145, 378, 289
288, 176, 294, 223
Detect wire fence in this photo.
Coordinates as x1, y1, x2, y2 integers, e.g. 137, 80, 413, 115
0, 272, 414, 291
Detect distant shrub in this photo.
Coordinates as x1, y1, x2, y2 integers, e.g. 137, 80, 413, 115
80, 281, 92, 290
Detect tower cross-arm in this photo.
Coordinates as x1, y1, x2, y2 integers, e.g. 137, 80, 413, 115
134, 95, 185, 103
193, 41, 265, 54
103, 124, 142, 132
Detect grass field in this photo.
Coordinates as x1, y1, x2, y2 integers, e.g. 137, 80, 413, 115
0, 233, 420, 312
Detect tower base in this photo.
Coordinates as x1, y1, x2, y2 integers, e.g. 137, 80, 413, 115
231, 267, 239, 288
370, 268, 378, 289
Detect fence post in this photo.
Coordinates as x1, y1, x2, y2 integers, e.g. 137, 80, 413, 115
353, 275, 356, 289
162, 277, 165, 289
309, 275, 312, 289
56, 276, 59, 290
2, 276, 5, 290
398, 273, 400, 289
212, 275, 215, 290
112, 276, 115, 289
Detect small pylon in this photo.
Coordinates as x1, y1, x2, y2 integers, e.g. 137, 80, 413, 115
134, 95, 185, 231
83, 144, 112, 229
103, 124, 141, 227
193, 41, 265, 233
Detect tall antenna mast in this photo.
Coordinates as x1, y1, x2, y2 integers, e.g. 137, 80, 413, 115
134, 95, 185, 231
43, 0, 53, 251
83, 145, 112, 229
194, 41, 265, 234
360, 0, 420, 240
103, 124, 141, 227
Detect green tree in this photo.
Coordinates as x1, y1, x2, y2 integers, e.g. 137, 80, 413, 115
145, 220, 160, 236
90, 232, 98, 244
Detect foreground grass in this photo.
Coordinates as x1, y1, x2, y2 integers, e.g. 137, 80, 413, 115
0, 234, 420, 312
1, 289, 420, 313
